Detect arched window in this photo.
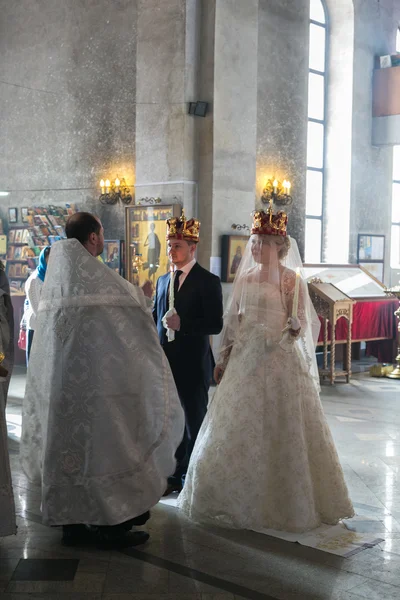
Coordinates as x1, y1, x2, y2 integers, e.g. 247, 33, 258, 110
390, 29, 400, 270
391, 147, 400, 269
305, 0, 327, 263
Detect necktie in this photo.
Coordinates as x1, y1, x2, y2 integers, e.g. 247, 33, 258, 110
173, 270, 183, 296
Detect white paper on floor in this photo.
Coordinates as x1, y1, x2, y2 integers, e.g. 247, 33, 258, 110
160, 497, 384, 558
254, 516, 384, 557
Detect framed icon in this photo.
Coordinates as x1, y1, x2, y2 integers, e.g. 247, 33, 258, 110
357, 234, 384, 261
221, 235, 249, 283
357, 234, 385, 283
21, 207, 29, 223
101, 240, 123, 275
8, 208, 17, 224
125, 204, 181, 286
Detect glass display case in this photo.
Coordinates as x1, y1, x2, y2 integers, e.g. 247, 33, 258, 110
304, 264, 397, 368
303, 264, 386, 299
125, 204, 181, 286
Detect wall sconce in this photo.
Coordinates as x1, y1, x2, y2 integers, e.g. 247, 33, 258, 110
231, 223, 250, 233
136, 197, 162, 205
261, 178, 292, 206
99, 176, 134, 205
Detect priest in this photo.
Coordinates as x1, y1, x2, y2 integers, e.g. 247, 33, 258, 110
21, 213, 185, 548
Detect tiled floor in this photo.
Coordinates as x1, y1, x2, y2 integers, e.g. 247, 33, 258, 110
1, 366, 400, 599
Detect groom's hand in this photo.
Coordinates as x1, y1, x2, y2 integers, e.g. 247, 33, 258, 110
166, 312, 181, 331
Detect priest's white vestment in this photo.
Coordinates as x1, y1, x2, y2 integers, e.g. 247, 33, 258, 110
21, 239, 184, 526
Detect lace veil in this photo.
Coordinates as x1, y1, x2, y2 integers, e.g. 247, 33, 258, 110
217, 234, 321, 390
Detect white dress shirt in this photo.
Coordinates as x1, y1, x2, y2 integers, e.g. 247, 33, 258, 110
175, 258, 196, 290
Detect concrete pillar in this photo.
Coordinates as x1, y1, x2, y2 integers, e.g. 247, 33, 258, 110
256, 0, 309, 259
210, 0, 259, 262
135, 0, 200, 215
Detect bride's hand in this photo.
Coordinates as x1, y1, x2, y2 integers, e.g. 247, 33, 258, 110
214, 364, 225, 385
287, 316, 301, 337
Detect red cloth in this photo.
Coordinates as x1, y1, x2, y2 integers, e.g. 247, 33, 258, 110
317, 299, 397, 362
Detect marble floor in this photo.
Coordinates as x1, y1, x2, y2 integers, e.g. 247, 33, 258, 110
1, 367, 400, 600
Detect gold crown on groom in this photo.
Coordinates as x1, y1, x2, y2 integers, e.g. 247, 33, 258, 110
166, 210, 200, 243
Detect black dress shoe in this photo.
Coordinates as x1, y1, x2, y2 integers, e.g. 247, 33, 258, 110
163, 483, 182, 497
129, 511, 151, 526
95, 530, 150, 549
120, 511, 151, 530
61, 524, 95, 547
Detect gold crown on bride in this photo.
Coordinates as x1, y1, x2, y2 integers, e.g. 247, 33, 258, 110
166, 209, 200, 243
251, 206, 288, 237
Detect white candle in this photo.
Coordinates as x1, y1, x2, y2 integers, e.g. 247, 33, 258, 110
169, 266, 174, 310
292, 267, 301, 318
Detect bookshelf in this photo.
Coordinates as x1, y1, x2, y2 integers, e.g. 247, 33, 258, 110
6, 205, 78, 295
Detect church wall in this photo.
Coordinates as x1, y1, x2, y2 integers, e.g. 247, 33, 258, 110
1, 0, 399, 285
0, 0, 138, 239
350, 0, 400, 284
256, 0, 310, 260
196, 0, 216, 269
211, 0, 259, 261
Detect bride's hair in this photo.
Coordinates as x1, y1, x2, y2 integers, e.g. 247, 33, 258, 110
259, 234, 291, 260
278, 237, 291, 260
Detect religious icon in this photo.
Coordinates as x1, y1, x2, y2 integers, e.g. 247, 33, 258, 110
125, 204, 181, 287
101, 240, 122, 274
143, 222, 161, 277
230, 245, 243, 275
8, 208, 17, 224
221, 235, 249, 283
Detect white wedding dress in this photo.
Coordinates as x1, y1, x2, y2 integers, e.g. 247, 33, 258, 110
178, 276, 354, 533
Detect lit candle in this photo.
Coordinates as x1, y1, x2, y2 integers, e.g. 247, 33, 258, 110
115, 177, 120, 192
292, 267, 301, 318
283, 180, 288, 194
169, 264, 175, 310
273, 179, 278, 194
105, 179, 111, 193
100, 179, 105, 194
286, 180, 291, 195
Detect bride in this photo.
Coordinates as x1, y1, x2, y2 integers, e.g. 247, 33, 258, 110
178, 208, 354, 533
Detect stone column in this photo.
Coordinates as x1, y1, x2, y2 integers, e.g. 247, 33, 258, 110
135, 0, 201, 214
349, 0, 394, 282
209, 0, 259, 264
256, 0, 309, 259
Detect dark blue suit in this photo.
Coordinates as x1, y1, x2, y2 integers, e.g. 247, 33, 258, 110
153, 262, 223, 484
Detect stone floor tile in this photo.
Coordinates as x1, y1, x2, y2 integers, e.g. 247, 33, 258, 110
103, 595, 201, 600
344, 547, 400, 587
76, 556, 110, 574
168, 571, 234, 594
0, 595, 102, 600
11, 558, 79, 581
4, 369, 400, 600
5, 573, 106, 593
103, 561, 169, 594
201, 595, 235, 600
0, 558, 19, 577
344, 579, 400, 599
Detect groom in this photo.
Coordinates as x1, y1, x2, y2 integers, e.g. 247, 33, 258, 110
153, 211, 223, 494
